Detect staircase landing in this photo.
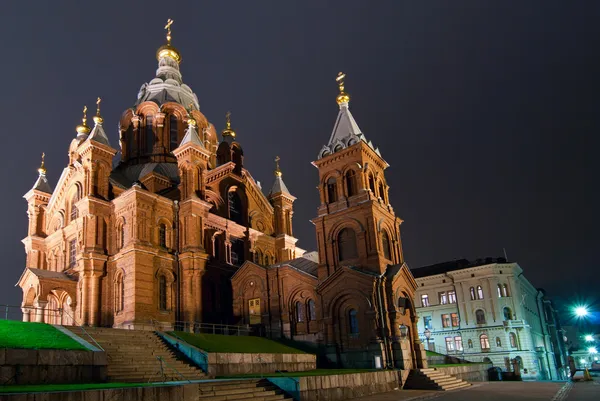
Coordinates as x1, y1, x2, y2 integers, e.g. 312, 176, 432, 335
404, 368, 472, 391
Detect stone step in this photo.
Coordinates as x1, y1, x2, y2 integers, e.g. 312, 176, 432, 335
200, 386, 278, 397
199, 390, 284, 401
442, 382, 471, 391
197, 382, 271, 392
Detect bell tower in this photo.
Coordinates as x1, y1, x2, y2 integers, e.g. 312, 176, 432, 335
312, 73, 404, 281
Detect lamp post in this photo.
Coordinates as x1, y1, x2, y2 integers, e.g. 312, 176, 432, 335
424, 328, 431, 351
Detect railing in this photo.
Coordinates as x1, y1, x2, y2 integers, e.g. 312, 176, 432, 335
1, 304, 63, 323
151, 355, 191, 384
61, 308, 105, 353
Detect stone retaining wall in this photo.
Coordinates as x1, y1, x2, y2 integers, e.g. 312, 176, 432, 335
295, 370, 402, 401
433, 363, 492, 382
0, 348, 107, 385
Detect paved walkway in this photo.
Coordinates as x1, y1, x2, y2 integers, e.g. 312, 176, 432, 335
349, 377, 599, 401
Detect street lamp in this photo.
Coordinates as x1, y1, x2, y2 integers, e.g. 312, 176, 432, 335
424, 328, 431, 351
575, 306, 589, 318
585, 335, 594, 342
589, 347, 598, 354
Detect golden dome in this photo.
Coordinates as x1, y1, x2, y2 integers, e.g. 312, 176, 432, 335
156, 19, 181, 63
274, 156, 282, 177
336, 72, 350, 105
76, 105, 91, 135
221, 111, 236, 138
38, 152, 46, 175
93, 97, 103, 125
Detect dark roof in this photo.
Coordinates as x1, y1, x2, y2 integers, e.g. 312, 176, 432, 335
268, 252, 319, 277
110, 162, 180, 189
411, 257, 508, 278
28, 268, 77, 281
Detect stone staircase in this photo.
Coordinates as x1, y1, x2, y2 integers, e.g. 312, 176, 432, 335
196, 379, 290, 401
68, 326, 207, 382
404, 368, 471, 391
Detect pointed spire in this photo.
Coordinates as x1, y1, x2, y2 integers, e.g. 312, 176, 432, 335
269, 156, 291, 196
31, 152, 52, 193
221, 111, 237, 139
75, 105, 90, 139
156, 18, 181, 63
88, 97, 111, 147
178, 108, 204, 148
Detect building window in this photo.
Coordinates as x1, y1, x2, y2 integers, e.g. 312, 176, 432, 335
510, 332, 518, 348
445, 337, 455, 352
158, 275, 167, 311
378, 182, 385, 200
502, 284, 509, 297
230, 238, 244, 266
159, 224, 167, 248
249, 298, 261, 324
421, 294, 430, 307
467, 339, 473, 349
119, 220, 126, 249
381, 231, 392, 260
345, 170, 357, 197
497, 284, 503, 298
423, 316, 432, 330
480, 334, 490, 351
228, 190, 243, 225
295, 301, 304, 322
69, 239, 77, 268
477, 286, 484, 299
169, 115, 178, 151
455, 336, 463, 351
337, 228, 358, 262
70, 204, 78, 222
115, 272, 124, 313
475, 309, 486, 324
470, 287, 476, 300
308, 299, 316, 321
441, 314, 451, 328
451, 313, 459, 327
327, 177, 338, 203
368, 174, 376, 194
145, 115, 154, 153
348, 309, 359, 335
439, 292, 448, 305
448, 291, 457, 304
503, 307, 513, 320
496, 337, 502, 347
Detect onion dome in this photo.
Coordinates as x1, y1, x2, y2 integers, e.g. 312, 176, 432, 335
75, 106, 90, 138
221, 111, 236, 139
336, 72, 350, 105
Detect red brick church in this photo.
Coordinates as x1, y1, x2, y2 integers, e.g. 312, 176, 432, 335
18, 22, 426, 369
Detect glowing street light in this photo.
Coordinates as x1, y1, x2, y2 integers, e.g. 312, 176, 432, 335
575, 306, 589, 317
585, 335, 594, 342
589, 347, 598, 354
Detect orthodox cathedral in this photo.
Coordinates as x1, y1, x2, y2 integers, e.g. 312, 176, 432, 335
18, 22, 426, 368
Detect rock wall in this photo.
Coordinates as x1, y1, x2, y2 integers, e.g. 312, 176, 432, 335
296, 370, 402, 401
0, 348, 107, 385
433, 363, 491, 382
208, 352, 316, 377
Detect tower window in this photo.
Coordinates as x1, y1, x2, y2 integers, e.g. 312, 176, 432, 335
169, 115, 178, 151
145, 115, 154, 153
327, 177, 338, 203
345, 170, 357, 197
348, 309, 359, 335
502, 284, 509, 297
378, 182, 385, 200
158, 275, 167, 311
368, 174, 376, 194
228, 190, 243, 225
230, 238, 245, 266
115, 272, 124, 313
159, 224, 167, 248
381, 230, 391, 260
337, 228, 358, 262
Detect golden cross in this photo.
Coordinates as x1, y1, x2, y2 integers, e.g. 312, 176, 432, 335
41, 152, 45, 162
275, 156, 280, 168
225, 111, 231, 128
82, 105, 88, 124
336, 72, 346, 93
96, 97, 101, 114
274, 156, 282, 176
165, 19, 173, 43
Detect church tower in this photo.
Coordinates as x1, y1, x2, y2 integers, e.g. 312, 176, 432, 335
268, 157, 298, 262
312, 73, 425, 369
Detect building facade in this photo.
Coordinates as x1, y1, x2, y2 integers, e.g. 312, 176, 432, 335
17, 23, 426, 370
412, 258, 567, 380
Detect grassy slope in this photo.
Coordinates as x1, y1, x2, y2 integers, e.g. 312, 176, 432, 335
218, 369, 380, 378
0, 382, 154, 394
169, 331, 306, 354
0, 320, 87, 350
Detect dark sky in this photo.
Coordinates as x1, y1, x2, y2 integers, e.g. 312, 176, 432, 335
1, 1, 598, 313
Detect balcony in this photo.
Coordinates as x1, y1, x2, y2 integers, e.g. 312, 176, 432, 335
503, 319, 527, 328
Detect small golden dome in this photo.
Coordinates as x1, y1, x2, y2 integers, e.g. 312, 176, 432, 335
156, 19, 181, 63
336, 72, 350, 105
38, 152, 46, 175
274, 156, 282, 177
221, 111, 236, 138
93, 97, 103, 125
76, 105, 91, 135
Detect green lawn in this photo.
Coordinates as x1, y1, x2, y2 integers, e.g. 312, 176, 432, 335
169, 332, 306, 354
430, 363, 490, 367
426, 350, 445, 356
218, 369, 380, 378
0, 382, 156, 394
0, 320, 87, 350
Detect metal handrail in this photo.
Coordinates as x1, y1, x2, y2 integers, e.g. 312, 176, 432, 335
60, 308, 106, 353
151, 355, 191, 383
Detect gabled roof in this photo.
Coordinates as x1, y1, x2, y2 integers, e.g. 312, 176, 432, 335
268, 252, 319, 277
110, 162, 179, 189
88, 122, 111, 147
179, 124, 205, 148
269, 175, 290, 197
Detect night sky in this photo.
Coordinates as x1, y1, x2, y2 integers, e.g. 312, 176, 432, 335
1, 1, 598, 315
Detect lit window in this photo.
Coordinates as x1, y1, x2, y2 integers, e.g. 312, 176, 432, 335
445, 337, 455, 351
249, 298, 261, 324
441, 314, 451, 328
470, 287, 476, 300
502, 284, 509, 297
421, 294, 430, 307
477, 286, 484, 300
349, 309, 359, 335
439, 292, 448, 305
423, 316, 432, 329
476, 309, 486, 324
448, 291, 457, 304
69, 239, 77, 268
497, 284, 503, 298
451, 313, 459, 327
480, 334, 490, 351
455, 336, 463, 351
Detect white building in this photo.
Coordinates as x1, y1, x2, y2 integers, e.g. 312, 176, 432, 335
412, 258, 564, 380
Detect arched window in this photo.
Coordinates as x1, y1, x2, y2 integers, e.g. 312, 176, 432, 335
496, 337, 502, 347
158, 275, 167, 311
228, 190, 243, 225
145, 115, 154, 153
503, 307, 513, 321
497, 284, 503, 298
368, 174, 376, 194
470, 287, 476, 300
119, 220, 126, 249
213, 235, 221, 260
169, 115, 178, 151
327, 177, 338, 203
502, 284, 509, 297
337, 228, 358, 262
159, 224, 167, 248
345, 170, 357, 197
509, 332, 518, 348
115, 272, 124, 313
381, 230, 391, 260
348, 309, 359, 334
70, 205, 78, 222
475, 309, 486, 324
467, 339, 473, 349
480, 334, 490, 350
378, 182, 385, 200
295, 301, 304, 322
308, 299, 316, 321
477, 285, 484, 299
